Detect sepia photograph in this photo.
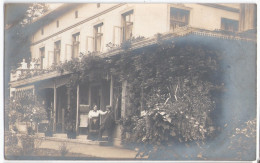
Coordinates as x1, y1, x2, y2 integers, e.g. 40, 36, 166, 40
4, 2, 257, 161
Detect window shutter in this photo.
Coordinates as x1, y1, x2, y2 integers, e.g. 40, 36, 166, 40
113, 26, 122, 45
86, 36, 94, 53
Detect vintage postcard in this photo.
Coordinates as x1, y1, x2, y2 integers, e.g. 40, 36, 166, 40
4, 2, 257, 161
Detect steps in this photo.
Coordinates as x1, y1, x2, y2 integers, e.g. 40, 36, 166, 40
53, 133, 67, 138
76, 135, 88, 140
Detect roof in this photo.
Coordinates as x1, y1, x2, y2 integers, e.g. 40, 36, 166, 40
24, 4, 80, 35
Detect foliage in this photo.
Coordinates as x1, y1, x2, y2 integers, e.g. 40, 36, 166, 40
20, 135, 35, 155
117, 42, 223, 158
7, 90, 48, 131
5, 132, 18, 147
65, 107, 76, 139
5, 3, 49, 70
8, 34, 223, 158
20, 3, 49, 26
59, 142, 69, 156
228, 118, 256, 160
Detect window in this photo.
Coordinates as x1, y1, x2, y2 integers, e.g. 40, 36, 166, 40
75, 11, 78, 18
221, 18, 239, 32
170, 7, 190, 31
122, 10, 134, 41
72, 33, 80, 58
94, 23, 103, 52
39, 47, 45, 69
41, 28, 44, 35
56, 20, 59, 28
54, 41, 61, 64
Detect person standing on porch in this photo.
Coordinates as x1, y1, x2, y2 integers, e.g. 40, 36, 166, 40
98, 106, 115, 142
88, 105, 107, 140
88, 105, 107, 119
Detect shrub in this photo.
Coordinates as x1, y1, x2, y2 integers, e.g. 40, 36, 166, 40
5, 132, 18, 147
59, 142, 69, 156
20, 135, 35, 155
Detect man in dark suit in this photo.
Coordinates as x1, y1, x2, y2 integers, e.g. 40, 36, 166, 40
98, 105, 115, 142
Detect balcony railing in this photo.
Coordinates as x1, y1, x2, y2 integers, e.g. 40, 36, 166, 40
170, 19, 188, 32
10, 59, 46, 82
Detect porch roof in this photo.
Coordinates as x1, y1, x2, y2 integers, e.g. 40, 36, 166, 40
9, 71, 71, 88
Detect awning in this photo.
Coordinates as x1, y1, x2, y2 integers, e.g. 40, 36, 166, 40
16, 85, 34, 92
37, 75, 70, 90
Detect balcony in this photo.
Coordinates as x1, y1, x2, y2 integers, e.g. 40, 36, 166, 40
170, 18, 188, 32
10, 59, 45, 82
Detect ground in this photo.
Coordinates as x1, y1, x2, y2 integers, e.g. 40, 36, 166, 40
5, 136, 141, 160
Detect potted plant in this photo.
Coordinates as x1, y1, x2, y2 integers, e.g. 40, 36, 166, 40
44, 120, 53, 137
66, 120, 76, 139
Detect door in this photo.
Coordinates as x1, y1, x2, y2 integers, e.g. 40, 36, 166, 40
91, 85, 101, 109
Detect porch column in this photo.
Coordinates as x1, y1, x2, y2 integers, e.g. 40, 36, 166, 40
121, 80, 127, 118
67, 88, 71, 109
88, 86, 91, 107
53, 82, 57, 132
62, 109, 65, 133
110, 76, 113, 107
76, 84, 80, 135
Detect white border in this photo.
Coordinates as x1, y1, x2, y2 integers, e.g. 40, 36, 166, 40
1, 1, 259, 163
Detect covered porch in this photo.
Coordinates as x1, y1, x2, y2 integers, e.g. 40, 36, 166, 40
9, 69, 127, 146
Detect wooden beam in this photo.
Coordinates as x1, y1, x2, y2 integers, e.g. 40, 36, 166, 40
76, 84, 80, 135
62, 108, 65, 133
53, 82, 57, 132
121, 80, 127, 118
88, 86, 91, 107
110, 75, 113, 107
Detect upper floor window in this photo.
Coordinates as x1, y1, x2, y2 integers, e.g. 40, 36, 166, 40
54, 40, 61, 64
72, 33, 80, 58
94, 23, 103, 52
221, 18, 239, 32
39, 47, 45, 69
170, 7, 190, 31
56, 20, 59, 28
41, 28, 44, 35
75, 11, 78, 18
122, 10, 134, 41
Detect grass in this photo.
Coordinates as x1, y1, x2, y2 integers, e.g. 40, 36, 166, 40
5, 147, 100, 160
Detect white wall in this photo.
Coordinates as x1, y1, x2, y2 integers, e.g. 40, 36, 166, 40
30, 4, 240, 69
186, 4, 239, 30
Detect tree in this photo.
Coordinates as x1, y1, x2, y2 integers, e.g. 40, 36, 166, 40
4, 3, 49, 99
7, 90, 47, 133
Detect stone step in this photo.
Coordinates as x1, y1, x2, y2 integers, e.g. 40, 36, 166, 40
76, 135, 88, 140
35, 132, 45, 137
53, 133, 67, 138
99, 140, 111, 146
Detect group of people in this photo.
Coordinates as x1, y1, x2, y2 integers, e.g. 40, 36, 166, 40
87, 105, 115, 142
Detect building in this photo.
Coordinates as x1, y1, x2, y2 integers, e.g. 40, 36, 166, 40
8, 3, 256, 147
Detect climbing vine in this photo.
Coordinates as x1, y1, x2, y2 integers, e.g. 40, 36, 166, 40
11, 38, 224, 158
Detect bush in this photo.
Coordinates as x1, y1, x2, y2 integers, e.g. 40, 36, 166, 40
27, 126, 35, 135
59, 142, 69, 156
5, 132, 18, 147
20, 135, 35, 155
44, 121, 53, 137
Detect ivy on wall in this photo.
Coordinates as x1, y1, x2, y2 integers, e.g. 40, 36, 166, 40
12, 38, 224, 157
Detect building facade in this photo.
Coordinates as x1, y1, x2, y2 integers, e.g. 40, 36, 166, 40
9, 3, 256, 146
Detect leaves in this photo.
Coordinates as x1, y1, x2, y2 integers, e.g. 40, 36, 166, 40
7, 89, 48, 126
